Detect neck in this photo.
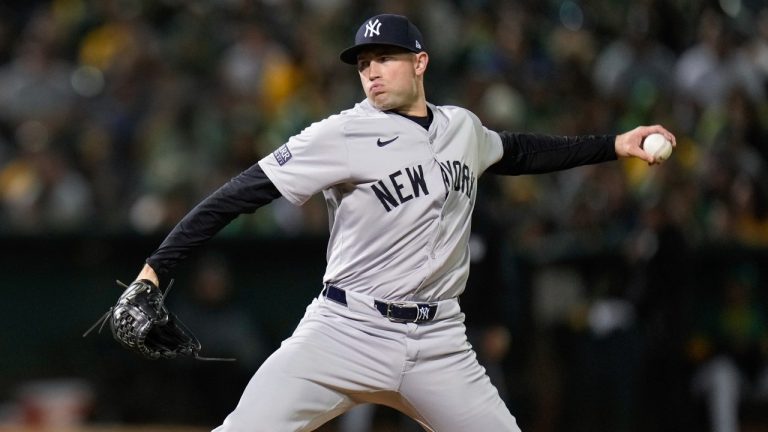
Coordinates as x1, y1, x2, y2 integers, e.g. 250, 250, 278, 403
396, 104, 428, 117
391, 82, 427, 116
395, 92, 428, 116
406, 86, 428, 116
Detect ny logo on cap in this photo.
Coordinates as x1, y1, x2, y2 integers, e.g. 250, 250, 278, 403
364, 18, 382, 38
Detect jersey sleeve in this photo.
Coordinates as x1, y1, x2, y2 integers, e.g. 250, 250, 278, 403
469, 111, 504, 175
258, 116, 351, 205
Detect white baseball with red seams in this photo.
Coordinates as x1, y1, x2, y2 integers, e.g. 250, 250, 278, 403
643, 133, 673, 161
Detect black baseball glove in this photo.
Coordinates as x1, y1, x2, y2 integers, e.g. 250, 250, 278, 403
84, 279, 232, 361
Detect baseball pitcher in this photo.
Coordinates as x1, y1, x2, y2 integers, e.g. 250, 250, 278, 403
100, 14, 676, 431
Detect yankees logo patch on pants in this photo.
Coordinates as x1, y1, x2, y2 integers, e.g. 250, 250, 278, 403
213, 292, 521, 432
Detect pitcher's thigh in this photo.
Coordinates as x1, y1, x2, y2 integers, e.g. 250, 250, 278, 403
213, 344, 353, 432
400, 348, 521, 432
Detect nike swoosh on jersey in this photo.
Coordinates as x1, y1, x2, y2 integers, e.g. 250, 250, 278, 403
377, 136, 399, 147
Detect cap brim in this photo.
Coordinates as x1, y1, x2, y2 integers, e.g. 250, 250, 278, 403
339, 43, 420, 65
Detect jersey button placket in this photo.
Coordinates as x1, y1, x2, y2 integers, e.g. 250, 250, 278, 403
423, 127, 443, 262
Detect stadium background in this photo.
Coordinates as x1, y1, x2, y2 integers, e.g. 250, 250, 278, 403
1, 0, 767, 431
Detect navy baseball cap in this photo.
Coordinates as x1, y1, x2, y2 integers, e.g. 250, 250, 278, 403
339, 14, 426, 65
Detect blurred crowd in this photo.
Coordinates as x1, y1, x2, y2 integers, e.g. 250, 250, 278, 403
0, 0, 765, 243
1, 0, 768, 430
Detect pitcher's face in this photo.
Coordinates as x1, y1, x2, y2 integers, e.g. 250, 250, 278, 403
357, 46, 427, 115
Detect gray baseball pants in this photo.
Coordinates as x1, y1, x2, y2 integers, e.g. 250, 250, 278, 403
212, 289, 521, 431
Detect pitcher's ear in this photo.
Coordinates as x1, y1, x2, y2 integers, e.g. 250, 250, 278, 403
414, 52, 429, 74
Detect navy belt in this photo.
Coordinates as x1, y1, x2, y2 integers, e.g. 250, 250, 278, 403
322, 285, 438, 324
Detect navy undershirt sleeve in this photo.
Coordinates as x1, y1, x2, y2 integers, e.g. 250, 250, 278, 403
488, 132, 617, 175
146, 164, 281, 281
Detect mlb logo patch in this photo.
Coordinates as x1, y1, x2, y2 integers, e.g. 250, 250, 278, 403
273, 144, 292, 166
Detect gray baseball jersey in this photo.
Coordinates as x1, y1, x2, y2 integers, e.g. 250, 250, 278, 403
212, 98, 523, 432
259, 98, 502, 302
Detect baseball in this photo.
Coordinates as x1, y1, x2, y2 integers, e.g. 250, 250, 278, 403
642, 133, 673, 161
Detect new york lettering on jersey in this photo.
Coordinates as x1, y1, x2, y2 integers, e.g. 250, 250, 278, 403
438, 160, 475, 199
370, 159, 476, 212
370, 164, 429, 212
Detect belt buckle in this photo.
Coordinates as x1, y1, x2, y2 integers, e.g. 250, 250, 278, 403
386, 302, 434, 323
385, 302, 414, 323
